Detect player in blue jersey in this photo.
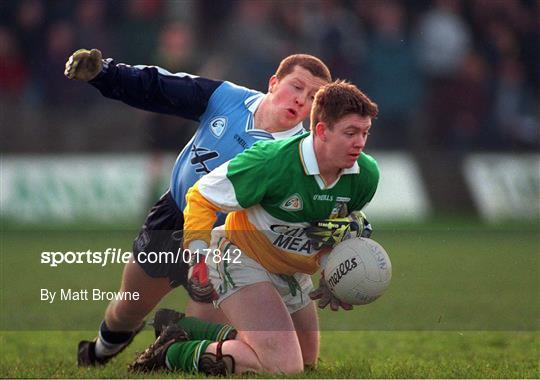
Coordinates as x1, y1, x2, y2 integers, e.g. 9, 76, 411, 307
64, 48, 331, 366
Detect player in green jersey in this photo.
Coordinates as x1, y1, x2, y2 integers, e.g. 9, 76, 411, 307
130, 81, 379, 375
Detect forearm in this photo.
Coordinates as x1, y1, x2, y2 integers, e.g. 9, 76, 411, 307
89, 59, 220, 120
183, 182, 222, 250
315, 248, 331, 271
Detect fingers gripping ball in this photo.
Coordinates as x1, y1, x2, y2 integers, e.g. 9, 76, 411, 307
350, 211, 373, 238
64, 48, 103, 81
324, 238, 391, 305
309, 275, 353, 311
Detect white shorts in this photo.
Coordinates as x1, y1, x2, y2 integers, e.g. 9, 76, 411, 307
206, 230, 313, 314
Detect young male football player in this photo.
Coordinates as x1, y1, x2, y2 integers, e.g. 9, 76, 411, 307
64, 49, 331, 366
129, 80, 379, 375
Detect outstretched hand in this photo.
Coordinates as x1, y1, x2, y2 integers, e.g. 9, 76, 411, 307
64, 48, 103, 81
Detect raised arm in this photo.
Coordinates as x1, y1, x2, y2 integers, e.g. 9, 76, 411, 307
65, 48, 222, 121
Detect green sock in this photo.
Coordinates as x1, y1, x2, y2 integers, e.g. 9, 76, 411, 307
165, 340, 213, 372
177, 317, 235, 341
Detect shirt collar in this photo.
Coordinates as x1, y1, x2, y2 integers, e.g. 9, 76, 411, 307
299, 133, 360, 188
299, 133, 320, 175
245, 93, 264, 113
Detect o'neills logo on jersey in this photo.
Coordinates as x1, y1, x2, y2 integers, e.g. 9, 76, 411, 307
280, 194, 303, 211
209, 116, 227, 138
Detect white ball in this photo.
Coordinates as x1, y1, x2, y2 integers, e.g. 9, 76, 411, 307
324, 238, 392, 305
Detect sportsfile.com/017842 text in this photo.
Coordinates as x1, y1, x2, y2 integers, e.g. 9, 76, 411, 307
39, 247, 242, 267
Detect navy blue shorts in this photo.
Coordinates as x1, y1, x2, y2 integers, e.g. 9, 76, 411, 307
133, 191, 188, 287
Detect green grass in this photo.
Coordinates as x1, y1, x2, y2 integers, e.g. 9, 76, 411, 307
0, 331, 538, 378
1, 221, 539, 377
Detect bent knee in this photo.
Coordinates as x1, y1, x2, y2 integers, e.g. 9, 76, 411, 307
254, 335, 304, 374
264, 359, 304, 374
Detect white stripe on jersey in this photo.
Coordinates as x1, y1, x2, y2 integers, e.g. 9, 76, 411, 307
198, 163, 242, 212
130, 64, 200, 79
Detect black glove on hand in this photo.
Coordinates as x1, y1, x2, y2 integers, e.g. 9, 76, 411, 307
186, 254, 218, 303
305, 211, 372, 249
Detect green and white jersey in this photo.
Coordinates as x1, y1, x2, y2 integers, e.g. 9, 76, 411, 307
184, 133, 379, 274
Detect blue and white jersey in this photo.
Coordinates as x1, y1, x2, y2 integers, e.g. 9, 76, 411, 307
90, 60, 305, 212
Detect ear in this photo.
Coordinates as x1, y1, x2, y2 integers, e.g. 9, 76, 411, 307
268, 75, 278, 93
315, 122, 327, 141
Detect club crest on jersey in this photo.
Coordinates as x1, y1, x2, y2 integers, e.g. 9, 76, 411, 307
209, 117, 227, 138
280, 194, 303, 211
329, 201, 349, 218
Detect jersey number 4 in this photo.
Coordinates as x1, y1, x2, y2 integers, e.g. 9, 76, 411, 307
190, 145, 219, 174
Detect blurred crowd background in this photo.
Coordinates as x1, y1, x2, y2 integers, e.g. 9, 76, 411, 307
1, 0, 539, 153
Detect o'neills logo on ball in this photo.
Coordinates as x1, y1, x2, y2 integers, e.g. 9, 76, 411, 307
327, 258, 358, 289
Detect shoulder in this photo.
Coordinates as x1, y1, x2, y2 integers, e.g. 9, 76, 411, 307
203, 81, 262, 118
232, 133, 305, 167
211, 81, 261, 103
253, 133, 305, 156
357, 152, 380, 181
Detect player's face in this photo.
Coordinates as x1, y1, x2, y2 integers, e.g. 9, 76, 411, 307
267, 66, 328, 131
322, 114, 371, 169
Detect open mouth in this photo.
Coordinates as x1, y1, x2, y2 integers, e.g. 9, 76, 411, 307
286, 108, 297, 117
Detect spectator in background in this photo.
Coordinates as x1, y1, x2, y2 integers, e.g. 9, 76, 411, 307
163, 0, 195, 25
273, 1, 306, 54
225, 0, 286, 90
75, 0, 111, 55
1, 0, 539, 153
153, 22, 198, 72
416, 0, 472, 149
116, 0, 162, 63
474, 9, 539, 149
417, 0, 470, 78
468, 0, 530, 63
521, 8, 540, 99
40, 21, 83, 105
13, 0, 46, 104
362, 0, 421, 149
440, 52, 490, 149
484, 18, 521, 67
40, 20, 102, 151
493, 58, 540, 150
0, 27, 29, 98
0, 26, 29, 154
301, 0, 365, 86
13, 0, 46, 62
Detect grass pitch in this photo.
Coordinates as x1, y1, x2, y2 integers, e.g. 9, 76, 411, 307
1, 221, 538, 378
0, 331, 537, 378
